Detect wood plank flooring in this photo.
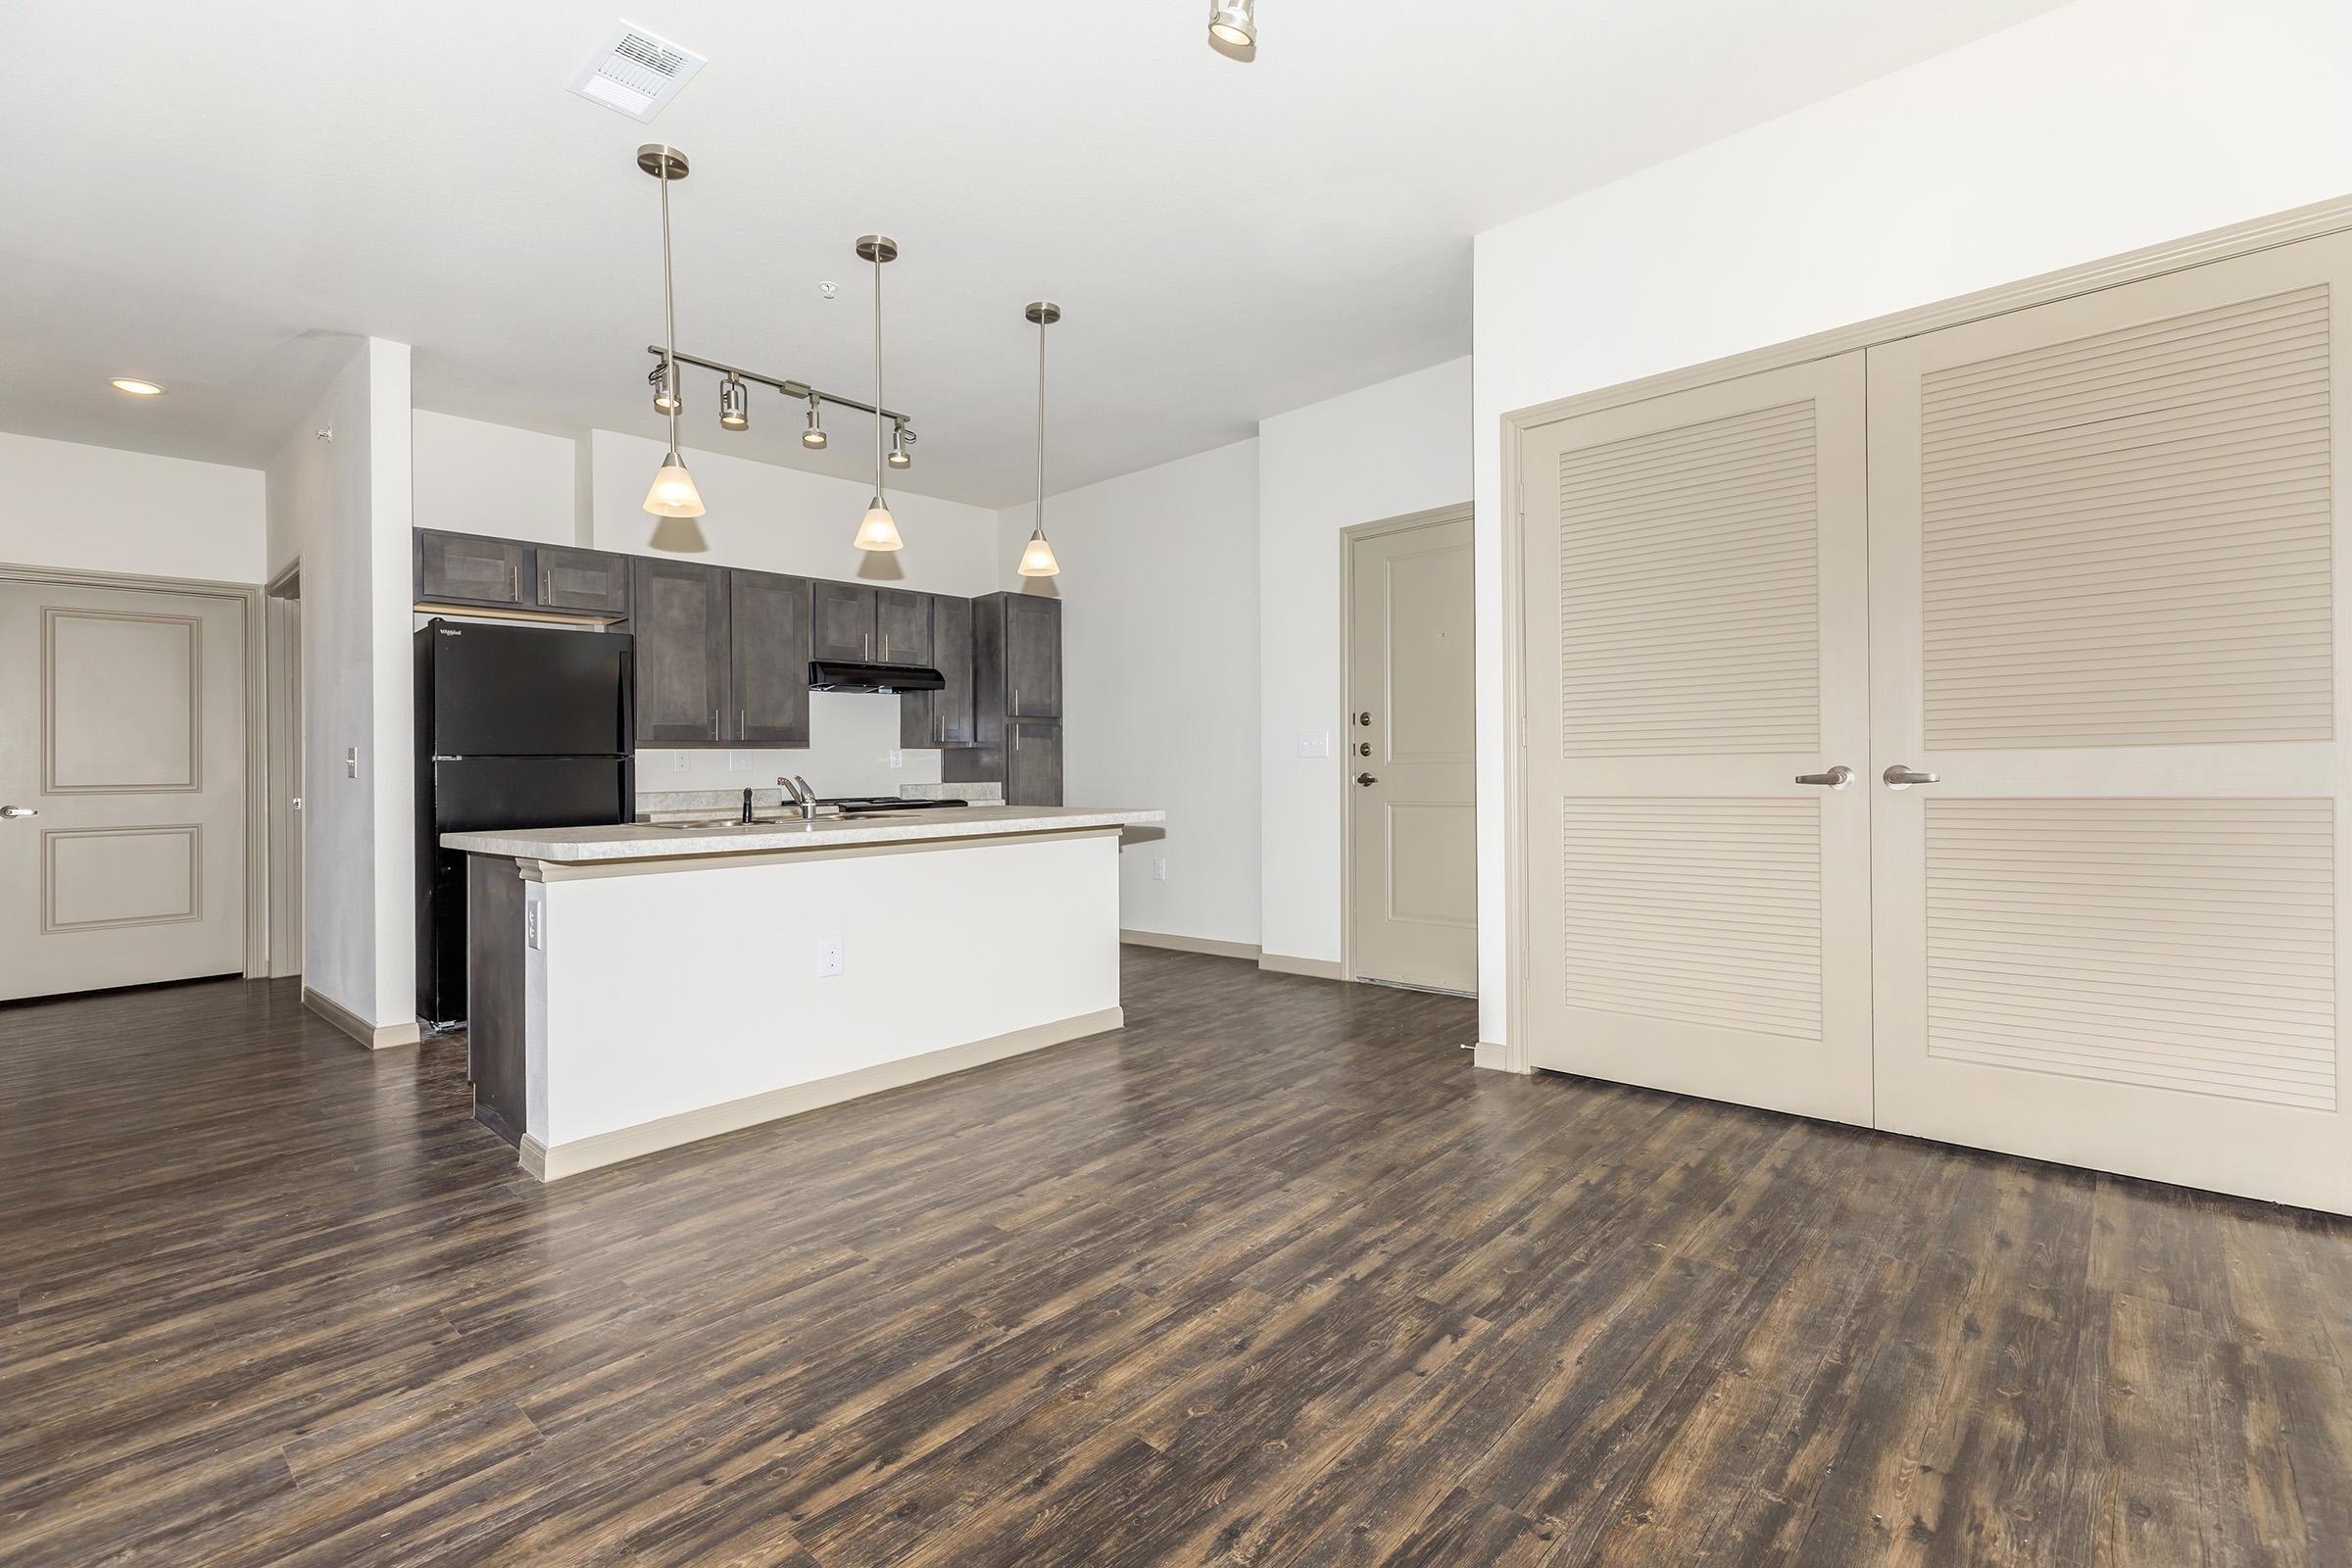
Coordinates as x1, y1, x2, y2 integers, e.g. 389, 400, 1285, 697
3, 947, 2349, 1565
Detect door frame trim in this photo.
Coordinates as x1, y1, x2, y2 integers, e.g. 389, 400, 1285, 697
1495, 191, 2352, 1078
1338, 502, 1476, 988
0, 562, 270, 980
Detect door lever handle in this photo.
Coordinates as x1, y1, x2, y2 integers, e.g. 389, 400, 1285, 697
1884, 764, 1940, 789
0, 805, 36, 818
1793, 765, 1853, 789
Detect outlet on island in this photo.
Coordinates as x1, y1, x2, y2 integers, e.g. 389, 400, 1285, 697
815, 935, 844, 978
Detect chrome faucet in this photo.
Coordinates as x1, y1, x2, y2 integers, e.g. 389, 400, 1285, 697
776, 776, 818, 820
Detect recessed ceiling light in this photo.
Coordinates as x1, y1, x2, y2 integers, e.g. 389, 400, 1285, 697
111, 378, 165, 396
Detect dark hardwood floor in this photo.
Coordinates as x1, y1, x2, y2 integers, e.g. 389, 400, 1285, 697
3, 948, 2349, 1565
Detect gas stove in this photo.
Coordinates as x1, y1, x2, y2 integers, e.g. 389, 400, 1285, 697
816, 796, 971, 813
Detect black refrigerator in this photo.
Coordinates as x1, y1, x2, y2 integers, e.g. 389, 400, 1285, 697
415, 618, 634, 1029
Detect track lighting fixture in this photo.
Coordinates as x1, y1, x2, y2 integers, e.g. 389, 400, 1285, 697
802, 393, 828, 449
719, 373, 749, 430
650, 360, 680, 415
888, 421, 911, 469
638, 144, 705, 519
1208, 0, 1256, 54
1019, 301, 1062, 579
854, 234, 905, 552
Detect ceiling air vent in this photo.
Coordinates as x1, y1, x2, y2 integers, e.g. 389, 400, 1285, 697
567, 21, 706, 122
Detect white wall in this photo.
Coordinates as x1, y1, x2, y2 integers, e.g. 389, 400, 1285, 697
411, 411, 575, 545
994, 438, 1260, 948
267, 337, 414, 1028
0, 430, 265, 582
1470, 0, 2352, 1046
1257, 358, 1474, 968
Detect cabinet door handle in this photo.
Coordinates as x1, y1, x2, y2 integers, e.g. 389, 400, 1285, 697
739, 709, 747, 739
540, 567, 552, 603
881, 634, 890, 661
507, 564, 519, 601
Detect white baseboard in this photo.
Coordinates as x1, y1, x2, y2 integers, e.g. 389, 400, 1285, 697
1120, 928, 1261, 962
1258, 952, 1345, 982
303, 986, 422, 1051
522, 1005, 1126, 1182
1472, 1041, 1530, 1075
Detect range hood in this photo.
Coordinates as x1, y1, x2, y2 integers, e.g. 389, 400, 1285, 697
807, 660, 946, 693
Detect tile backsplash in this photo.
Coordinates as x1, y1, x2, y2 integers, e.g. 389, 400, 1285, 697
635, 690, 945, 799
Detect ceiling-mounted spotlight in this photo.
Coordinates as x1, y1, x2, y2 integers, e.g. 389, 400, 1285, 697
1018, 301, 1062, 579
1208, 0, 1256, 55
802, 392, 828, 450
853, 234, 905, 552
111, 378, 165, 396
637, 144, 705, 519
887, 421, 911, 469
719, 373, 749, 430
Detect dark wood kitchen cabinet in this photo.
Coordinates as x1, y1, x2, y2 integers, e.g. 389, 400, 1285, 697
416, 530, 528, 608
1004, 719, 1063, 807
1004, 593, 1061, 718
811, 580, 877, 662
729, 570, 812, 747
875, 589, 932, 666
900, 594, 974, 748
630, 558, 730, 744
943, 591, 1064, 804
534, 547, 631, 616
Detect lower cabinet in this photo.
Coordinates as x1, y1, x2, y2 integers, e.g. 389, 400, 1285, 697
1004, 719, 1063, 807
631, 559, 730, 744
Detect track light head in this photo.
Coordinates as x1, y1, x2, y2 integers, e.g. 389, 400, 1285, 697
719, 373, 749, 430
1208, 0, 1256, 55
887, 422, 911, 469
802, 394, 827, 450
651, 360, 680, 415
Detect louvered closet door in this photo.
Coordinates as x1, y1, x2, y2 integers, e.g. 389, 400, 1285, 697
1869, 232, 2352, 1212
1521, 354, 1872, 1124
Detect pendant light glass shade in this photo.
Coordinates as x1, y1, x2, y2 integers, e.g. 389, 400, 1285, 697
854, 498, 903, 551
1017, 527, 1059, 577
645, 451, 706, 517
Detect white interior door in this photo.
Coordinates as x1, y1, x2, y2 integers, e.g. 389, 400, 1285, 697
1868, 232, 2352, 1211
0, 578, 248, 1001
1521, 353, 1873, 1123
1348, 512, 1478, 993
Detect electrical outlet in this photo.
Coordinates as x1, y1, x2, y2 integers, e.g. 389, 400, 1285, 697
815, 935, 845, 977
345, 746, 358, 779
525, 904, 541, 951
1297, 731, 1330, 759
886, 750, 904, 770
1152, 856, 1168, 882
672, 751, 690, 773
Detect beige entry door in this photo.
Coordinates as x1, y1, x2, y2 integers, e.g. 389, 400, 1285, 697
1347, 511, 1478, 992
1521, 354, 1873, 1124
0, 578, 249, 1001
1868, 232, 2352, 1212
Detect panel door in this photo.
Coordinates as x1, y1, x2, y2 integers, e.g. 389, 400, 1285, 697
535, 547, 630, 616
630, 559, 729, 745
1004, 594, 1061, 719
416, 531, 526, 608
1348, 514, 1477, 993
811, 581, 877, 662
1868, 232, 2352, 1211
1005, 719, 1063, 807
729, 570, 811, 747
1520, 353, 1872, 1124
875, 589, 932, 666
0, 580, 248, 1000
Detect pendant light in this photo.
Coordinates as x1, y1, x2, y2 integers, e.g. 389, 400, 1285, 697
1018, 301, 1062, 578
638, 144, 705, 518
853, 234, 904, 552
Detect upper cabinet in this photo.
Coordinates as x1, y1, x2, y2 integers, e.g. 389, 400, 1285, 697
875, 589, 932, 666
901, 594, 975, 749
730, 570, 813, 747
416, 531, 527, 608
630, 558, 731, 745
1004, 594, 1061, 719
811, 580, 876, 662
535, 548, 631, 616
414, 530, 632, 619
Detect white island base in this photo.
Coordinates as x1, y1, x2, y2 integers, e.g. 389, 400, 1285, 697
447, 809, 1157, 1180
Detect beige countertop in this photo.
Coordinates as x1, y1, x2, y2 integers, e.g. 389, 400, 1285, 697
443, 805, 1163, 864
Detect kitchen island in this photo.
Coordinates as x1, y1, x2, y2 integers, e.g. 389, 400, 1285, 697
443, 805, 1162, 1180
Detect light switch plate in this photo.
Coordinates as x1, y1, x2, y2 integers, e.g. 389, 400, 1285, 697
816, 935, 844, 977
727, 751, 756, 773
1297, 731, 1330, 759
1152, 856, 1168, 882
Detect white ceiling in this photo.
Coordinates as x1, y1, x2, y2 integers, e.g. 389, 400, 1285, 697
0, 0, 2068, 505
